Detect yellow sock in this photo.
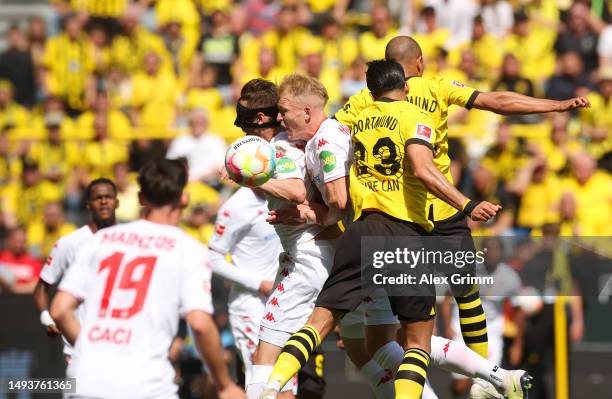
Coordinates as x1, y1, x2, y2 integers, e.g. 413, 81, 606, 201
456, 290, 488, 358
395, 348, 430, 399
268, 325, 321, 388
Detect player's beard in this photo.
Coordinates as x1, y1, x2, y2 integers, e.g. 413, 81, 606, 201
94, 216, 116, 229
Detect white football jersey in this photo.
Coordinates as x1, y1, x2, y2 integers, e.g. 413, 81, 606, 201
60, 220, 213, 399
304, 118, 352, 205
266, 131, 325, 252
209, 187, 281, 316
39, 225, 94, 356
39, 225, 94, 285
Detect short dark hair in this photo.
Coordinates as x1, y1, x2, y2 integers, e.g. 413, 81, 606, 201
366, 60, 406, 97
85, 178, 117, 201
137, 159, 188, 207
240, 79, 279, 108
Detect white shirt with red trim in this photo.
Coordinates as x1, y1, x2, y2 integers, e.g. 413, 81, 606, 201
267, 131, 325, 252
40, 225, 94, 285
208, 187, 281, 317
305, 118, 352, 206
61, 220, 213, 399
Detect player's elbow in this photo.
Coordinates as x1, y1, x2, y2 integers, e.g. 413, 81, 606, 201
290, 186, 307, 204
476, 92, 512, 115
49, 299, 68, 324
412, 162, 432, 183
187, 311, 216, 337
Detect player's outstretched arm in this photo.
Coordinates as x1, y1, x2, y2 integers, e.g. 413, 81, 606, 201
209, 249, 273, 296
473, 91, 590, 115
406, 143, 500, 222
33, 279, 61, 336
186, 310, 245, 399
49, 291, 81, 345
255, 178, 306, 204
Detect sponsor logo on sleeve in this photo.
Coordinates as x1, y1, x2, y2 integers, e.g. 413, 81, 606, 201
415, 123, 433, 141
275, 157, 297, 173
319, 150, 337, 173
339, 125, 351, 135
451, 80, 465, 88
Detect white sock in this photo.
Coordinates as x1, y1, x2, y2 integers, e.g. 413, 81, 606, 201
430, 335, 506, 390
371, 341, 404, 372
247, 365, 274, 399
422, 379, 439, 399
360, 359, 395, 399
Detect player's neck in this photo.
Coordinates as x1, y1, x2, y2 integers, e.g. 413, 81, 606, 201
143, 207, 182, 226
376, 89, 405, 102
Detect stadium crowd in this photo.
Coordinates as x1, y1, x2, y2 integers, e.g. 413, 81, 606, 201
0, 1, 609, 398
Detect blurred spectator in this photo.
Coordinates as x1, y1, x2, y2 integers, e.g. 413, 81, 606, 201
41, 13, 95, 115
562, 152, 611, 235
82, 113, 129, 179
579, 67, 612, 154
129, 50, 179, 137
76, 90, 132, 140
88, 24, 112, 75
160, 19, 197, 79
449, 15, 502, 80
0, 226, 42, 293
31, 96, 76, 140
340, 57, 367, 99
300, 44, 341, 112
0, 80, 30, 138
128, 138, 166, 172
261, 5, 312, 72
481, 121, 530, 184
540, 113, 581, 174
26, 202, 75, 259
243, 0, 281, 36
319, 16, 358, 74
555, 3, 600, 74
111, 5, 169, 74
545, 52, 593, 101
0, 133, 22, 188
480, 0, 514, 39
493, 54, 534, 96
79, 0, 126, 37
598, 24, 612, 67
358, 3, 397, 61
27, 16, 47, 71
113, 162, 140, 222
413, 7, 450, 68
194, 10, 238, 87
166, 108, 226, 183
0, 26, 37, 108
241, 47, 287, 85
504, 10, 556, 84
185, 65, 224, 118
5, 160, 62, 226
424, 0, 478, 48
180, 204, 215, 245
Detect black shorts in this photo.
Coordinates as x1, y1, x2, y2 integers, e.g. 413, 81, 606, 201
315, 211, 435, 322
298, 346, 326, 398
431, 211, 478, 297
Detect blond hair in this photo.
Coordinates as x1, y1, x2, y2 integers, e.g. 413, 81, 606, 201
279, 73, 329, 106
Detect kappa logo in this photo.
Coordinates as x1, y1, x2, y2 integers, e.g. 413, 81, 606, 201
222, 209, 230, 217
377, 369, 394, 386
277, 283, 285, 292
317, 138, 329, 149
280, 268, 290, 277
245, 326, 253, 333
451, 80, 465, 88
363, 296, 373, 303
270, 297, 280, 307
416, 123, 432, 141
214, 224, 225, 236
264, 312, 276, 322
443, 340, 451, 357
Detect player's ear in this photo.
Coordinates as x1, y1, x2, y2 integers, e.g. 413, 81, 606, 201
113, 198, 120, 210
417, 55, 424, 75
304, 105, 311, 122
137, 191, 146, 207
179, 192, 190, 209
255, 111, 265, 125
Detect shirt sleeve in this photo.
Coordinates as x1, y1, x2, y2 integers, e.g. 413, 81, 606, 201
179, 245, 214, 317
316, 125, 352, 183
334, 88, 371, 128
58, 243, 95, 301
207, 204, 249, 255
208, 250, 262, 292
403, 109, 438, 152
39, 239, 71, 285
439, 77, 480, 109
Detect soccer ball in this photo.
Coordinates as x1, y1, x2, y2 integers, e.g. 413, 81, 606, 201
225, 136, 276, 187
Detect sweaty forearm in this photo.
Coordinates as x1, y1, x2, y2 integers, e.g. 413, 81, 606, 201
414, 162, 468, 212
256, 179, 306, 203
33, 280, 51, 312
475, 91, 565, 115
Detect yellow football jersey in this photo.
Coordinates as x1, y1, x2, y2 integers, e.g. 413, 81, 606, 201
336, 76, 479, 221
349, 99, 437, 231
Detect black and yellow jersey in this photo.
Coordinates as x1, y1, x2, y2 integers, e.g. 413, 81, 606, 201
349, 98, 437, 231
336, 76, 479, 221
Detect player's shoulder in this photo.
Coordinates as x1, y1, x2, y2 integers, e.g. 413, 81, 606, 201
315, 118, 351, 142
271, 131, 305, 159
350, 87, 374, 105
221, 187, 264, 216
56, 225, 94, 250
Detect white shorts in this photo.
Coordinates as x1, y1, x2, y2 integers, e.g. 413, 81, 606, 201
363, 288, 400, 326
229, 314, 260, 385
259, 239, 336, 347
